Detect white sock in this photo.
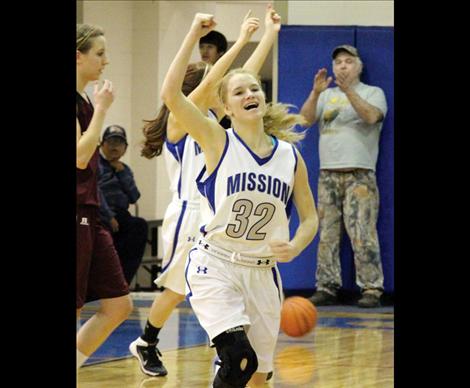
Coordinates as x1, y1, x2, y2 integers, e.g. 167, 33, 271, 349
77, 349, 89, 369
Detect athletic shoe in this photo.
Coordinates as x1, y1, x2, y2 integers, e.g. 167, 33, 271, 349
129, 337, 168, 376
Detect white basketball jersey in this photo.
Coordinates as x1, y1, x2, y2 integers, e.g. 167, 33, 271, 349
196, 128, 298, 257
163, 110, 217, 202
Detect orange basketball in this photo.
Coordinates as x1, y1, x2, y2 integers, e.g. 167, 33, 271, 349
280, 296, 318, 337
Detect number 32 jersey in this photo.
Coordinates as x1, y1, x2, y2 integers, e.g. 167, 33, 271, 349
196, 128, 298, 258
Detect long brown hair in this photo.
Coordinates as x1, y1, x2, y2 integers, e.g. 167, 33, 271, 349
141, 62, 210, 159
217, 68, 307, 145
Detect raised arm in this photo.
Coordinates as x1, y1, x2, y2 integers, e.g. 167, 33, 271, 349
160, 14, 226, 171
300, 68, 332, 127
243, 3, 281, 75
167, 11, 260, 142
189, 10, 260, 114
77, 80, 115, 169
270, 149, 318, 262
335, 79, 385, 124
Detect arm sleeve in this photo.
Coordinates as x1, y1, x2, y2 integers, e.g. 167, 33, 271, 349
316, 90, 327, 121
366, 86, 388, 117
98, 187, 115, 225
116, 164, 141, 204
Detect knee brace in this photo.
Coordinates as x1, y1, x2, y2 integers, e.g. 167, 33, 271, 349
212, 327, 258, 388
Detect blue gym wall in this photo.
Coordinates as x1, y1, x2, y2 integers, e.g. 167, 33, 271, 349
277, 26, 394, 294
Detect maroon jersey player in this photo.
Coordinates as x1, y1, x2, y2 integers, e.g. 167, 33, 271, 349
76, 23, 132, 371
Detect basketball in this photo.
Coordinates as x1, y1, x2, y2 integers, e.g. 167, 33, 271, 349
280, 296, 318, 337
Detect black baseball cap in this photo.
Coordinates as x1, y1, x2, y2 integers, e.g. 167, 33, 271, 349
102, 125, 127, 144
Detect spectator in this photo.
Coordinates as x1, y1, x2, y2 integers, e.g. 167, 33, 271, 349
199, 30, 227, 65
199, 30, 232, 129
300, 45, 387, 308
98, 124, 148, 285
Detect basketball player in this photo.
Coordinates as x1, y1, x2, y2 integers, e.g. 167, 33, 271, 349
160, 10, 319, 388
76, 24, 133, 370
128, 12, 262, 377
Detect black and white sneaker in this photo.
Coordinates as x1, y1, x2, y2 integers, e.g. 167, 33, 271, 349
129, 337, 168, 376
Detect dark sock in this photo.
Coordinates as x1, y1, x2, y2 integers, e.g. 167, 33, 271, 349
141, 320, 161, 344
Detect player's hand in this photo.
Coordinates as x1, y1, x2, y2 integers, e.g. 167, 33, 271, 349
93, 79, 115, 112
190, 13, 217, 38
238, 10, 260, 43
265, 3, 281, 33
269, 240, 299, 263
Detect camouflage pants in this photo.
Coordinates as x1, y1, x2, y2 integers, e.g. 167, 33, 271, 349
315, 169, 384, 296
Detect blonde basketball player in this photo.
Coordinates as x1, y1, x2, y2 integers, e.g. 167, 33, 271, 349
129, 11, 263, 377
160, 9, 319, 388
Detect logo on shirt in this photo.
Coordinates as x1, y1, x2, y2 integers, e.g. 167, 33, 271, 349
196, 266, 208, 274
80, 217, 89, 226
227, 173, 291, 205
198, 240, 210, 250
257, 259, 271, 266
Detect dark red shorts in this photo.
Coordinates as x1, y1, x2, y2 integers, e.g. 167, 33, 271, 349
77, 206, 129, 309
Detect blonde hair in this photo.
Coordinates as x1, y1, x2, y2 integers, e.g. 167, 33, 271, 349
217, 69, 307, 145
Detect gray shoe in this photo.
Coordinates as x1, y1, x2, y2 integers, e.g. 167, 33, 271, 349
357, 293, 380, 308
309, 290, 337, 306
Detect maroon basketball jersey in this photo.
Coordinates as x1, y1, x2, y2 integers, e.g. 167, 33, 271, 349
76, 92, 99, 206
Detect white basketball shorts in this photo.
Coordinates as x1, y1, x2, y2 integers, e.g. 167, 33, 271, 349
185, 247, 283, 373
154, 199, 201, 295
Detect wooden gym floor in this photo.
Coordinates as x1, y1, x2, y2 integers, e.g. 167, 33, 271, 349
77, 292, 393, 387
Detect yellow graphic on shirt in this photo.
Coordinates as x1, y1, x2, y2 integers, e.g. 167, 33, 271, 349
328, 96, 349, 107
321, 96, 350, 134
321, 108, 340, 135
324, 109, 340, 123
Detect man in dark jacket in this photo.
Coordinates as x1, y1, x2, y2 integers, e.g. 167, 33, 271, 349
98, 125, 148, 285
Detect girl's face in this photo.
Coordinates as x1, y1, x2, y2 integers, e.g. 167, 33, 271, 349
77, 36, 109, 82
224, 73, 266, 121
